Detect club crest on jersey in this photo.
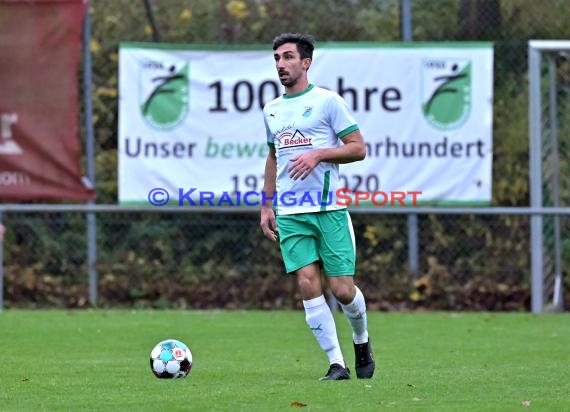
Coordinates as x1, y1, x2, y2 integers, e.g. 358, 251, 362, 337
277, 129, 312, 149
303, 106, 313, 118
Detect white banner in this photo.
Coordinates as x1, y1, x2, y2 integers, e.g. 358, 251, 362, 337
119, 42, 493, 206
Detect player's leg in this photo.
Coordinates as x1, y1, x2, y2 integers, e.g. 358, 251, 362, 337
296, 262, 349, 380
318, 209, 375, 379
329, 276, 375, 378
328, 276, 368, 343
277, 213, 349, 380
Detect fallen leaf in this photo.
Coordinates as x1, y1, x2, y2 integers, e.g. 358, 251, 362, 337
291, 401, 307, 408
521, 400, 531, 407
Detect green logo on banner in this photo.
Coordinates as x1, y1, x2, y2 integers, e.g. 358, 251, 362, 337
140, 61, 189, 130
422, 59, 471, 130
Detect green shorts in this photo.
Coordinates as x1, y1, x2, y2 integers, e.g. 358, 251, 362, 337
276, 209, 356, 276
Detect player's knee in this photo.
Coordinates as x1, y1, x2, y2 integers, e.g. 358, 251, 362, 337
330, 283, 356, 305
297, 275, 320, 297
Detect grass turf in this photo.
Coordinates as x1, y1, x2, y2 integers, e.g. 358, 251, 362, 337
0, 310, 569, 412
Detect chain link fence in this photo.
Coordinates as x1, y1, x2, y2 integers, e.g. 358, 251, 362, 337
3, 0, 570, 309
1, 209, 532, 310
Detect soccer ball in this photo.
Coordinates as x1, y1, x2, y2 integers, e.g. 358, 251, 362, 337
150, 339, 193, 379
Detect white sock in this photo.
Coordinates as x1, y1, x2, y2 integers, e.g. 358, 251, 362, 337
339, 286, 369, 344
303, 295, 345, 367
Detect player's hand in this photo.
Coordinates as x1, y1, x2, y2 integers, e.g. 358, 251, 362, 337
260, 206, 278, 242
288, 151, 321, 180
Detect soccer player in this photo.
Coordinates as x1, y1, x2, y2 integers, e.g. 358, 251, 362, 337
260, 33, 375, 381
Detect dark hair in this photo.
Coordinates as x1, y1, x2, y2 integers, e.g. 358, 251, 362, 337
272, 33, 315, 60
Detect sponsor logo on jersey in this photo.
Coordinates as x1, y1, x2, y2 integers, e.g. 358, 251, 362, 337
277, 129, 312, 149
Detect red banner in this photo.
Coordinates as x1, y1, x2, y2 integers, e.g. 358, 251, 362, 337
0, 0, 95, 201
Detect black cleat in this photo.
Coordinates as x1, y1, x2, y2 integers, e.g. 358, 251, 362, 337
354, 340, 375, 379
319, 363, 351, 381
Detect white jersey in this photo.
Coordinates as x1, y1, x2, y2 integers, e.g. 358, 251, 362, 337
263, 84, 359, 215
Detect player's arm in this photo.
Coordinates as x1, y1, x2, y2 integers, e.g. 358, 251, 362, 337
288, 130, 366, 180
316, 129, 366, 164
260, 147, 278, 242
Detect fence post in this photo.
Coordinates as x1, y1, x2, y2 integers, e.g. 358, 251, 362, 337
401, 0, 420, 278
83, 7, 98, 306
528, 44, 543, 313
401, 0, 413, 42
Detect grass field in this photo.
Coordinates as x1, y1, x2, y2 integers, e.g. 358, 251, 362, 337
0, 310, 569, 412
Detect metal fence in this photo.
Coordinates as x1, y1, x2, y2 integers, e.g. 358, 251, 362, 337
2, 205, 568, 312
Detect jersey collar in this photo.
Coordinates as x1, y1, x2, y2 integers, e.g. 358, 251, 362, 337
283, 84, 314, 99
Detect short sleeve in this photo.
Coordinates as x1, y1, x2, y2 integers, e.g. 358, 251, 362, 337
327, 93, 359, 139
263, 114, 274, 147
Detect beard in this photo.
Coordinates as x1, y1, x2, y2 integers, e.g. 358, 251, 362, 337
279, 74, 297, 88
